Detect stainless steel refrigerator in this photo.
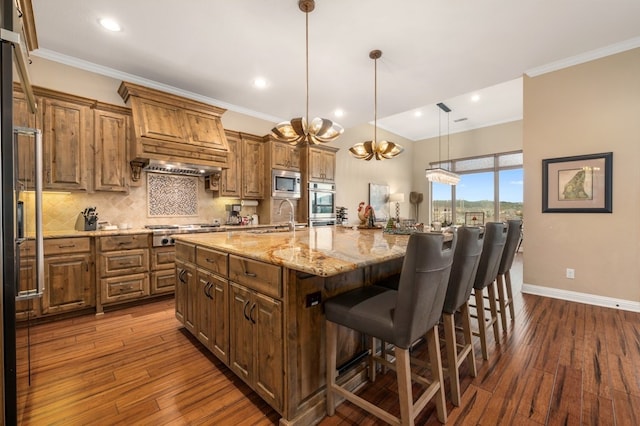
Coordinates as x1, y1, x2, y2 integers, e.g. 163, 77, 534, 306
2, 2, 42, 423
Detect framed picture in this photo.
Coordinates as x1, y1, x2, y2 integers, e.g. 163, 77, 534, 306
464, 212, 484, 226
368, 183, 389, 222
542, 152, 612, 213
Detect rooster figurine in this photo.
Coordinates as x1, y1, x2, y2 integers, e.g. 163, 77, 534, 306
357, 202, 375, 226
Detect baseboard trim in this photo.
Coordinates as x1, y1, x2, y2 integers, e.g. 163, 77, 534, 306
521, 283, 640, 313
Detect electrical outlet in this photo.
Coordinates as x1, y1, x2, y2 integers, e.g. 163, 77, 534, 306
566, 268, 575, 279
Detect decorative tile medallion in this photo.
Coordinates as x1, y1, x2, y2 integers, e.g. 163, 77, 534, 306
147, 173, 198, 217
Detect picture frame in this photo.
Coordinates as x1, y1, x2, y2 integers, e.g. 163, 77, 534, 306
542, 152, 612, 213
464, 212, 484, 226
368, 183, 389, 222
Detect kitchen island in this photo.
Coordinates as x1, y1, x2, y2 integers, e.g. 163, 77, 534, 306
173, 226, 412, 425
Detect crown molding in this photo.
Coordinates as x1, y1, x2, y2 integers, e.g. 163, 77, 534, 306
31, 48, 282, 123
525, 36, 640, 77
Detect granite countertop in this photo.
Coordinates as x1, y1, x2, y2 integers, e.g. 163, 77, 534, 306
174, 226, 415, 277
38, 223, 307, 239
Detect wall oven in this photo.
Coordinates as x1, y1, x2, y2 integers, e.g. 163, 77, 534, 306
272, 169, 301, 199
308, 182, 336, 226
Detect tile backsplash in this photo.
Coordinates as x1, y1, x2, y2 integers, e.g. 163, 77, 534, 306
147, 174, 198, 217
22, 175, 248, 232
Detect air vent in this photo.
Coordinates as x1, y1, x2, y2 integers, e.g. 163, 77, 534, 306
454, 117, 468, 123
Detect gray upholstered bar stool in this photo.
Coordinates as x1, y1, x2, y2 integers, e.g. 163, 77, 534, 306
471, 222, 507, 360
442, 226, 484, 406
325, 232, 456, 425
495, 219, 522, 333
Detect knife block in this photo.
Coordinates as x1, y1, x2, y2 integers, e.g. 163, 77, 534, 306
75, 213, 97, 231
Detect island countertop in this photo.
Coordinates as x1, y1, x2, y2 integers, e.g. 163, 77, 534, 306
173, 225, 413, 277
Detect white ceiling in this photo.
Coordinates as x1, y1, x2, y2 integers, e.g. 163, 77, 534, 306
30, 0, 640, 141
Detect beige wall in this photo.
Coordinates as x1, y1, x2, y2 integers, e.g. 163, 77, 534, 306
523, 48, 640, 303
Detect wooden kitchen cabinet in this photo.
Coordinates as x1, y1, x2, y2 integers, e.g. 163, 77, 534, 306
93, 103, 130, 192
16, 240, 40, 320
241, 133, 266, 199
41, 237, 94, 315
41, 92, 94, 191
196, 268, 229, 363
306, 145, 337, 183
150, 246, 176, 295
229, 282, 283, 413
175, 259, 195, 332
218, 131, 265, 199
96, 234, 150, 313
195, 246, 229, 362
219, 130, 241, 197
13, 88, 42, 189
266, 136, 300, 171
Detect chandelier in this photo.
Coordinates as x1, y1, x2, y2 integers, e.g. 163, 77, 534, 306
425, 102, 460, 185
271, 0, 343, 146
349, 50, 404, 161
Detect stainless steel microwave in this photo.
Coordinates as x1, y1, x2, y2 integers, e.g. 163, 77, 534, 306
272, 169, 301, 198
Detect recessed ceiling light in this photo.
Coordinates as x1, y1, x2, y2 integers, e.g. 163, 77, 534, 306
253, 77, 267, 89
414, 110, 423, 117
99, 18, 121, 32
471, 94, 480, 102
334, 109, 344, 118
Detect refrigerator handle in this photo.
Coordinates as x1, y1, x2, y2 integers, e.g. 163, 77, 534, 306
34, 129, 44, 297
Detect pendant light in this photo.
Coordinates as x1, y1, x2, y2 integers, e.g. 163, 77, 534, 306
271, 0, 343, 146
425, 102, 460, 185
349, 50, 404, 161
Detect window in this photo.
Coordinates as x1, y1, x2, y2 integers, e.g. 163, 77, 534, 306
429, 151, 522, 225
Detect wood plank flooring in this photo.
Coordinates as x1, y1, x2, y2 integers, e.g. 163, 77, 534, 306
15, 255, 640, 425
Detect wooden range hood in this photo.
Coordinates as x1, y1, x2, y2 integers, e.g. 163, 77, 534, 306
118, 81, 230, 179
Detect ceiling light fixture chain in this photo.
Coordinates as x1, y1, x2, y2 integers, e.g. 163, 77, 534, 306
425, 102, 460, 185
349, 49, 403, 161
271, 0, 343, 146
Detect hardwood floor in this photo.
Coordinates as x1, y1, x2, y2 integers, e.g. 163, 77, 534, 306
16, 255, 640, 425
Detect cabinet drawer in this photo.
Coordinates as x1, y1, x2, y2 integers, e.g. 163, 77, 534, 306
99, 234, 149, 251
101, 273, 149, 304
196, 246, 228, 276
18, 240, 35, 258
229, 255, 281, 298
151, 269, 175, 295
44, 237, 90, 255
152, 246, 175, 270
99, 249, 149, 277
175, 242, 196, 264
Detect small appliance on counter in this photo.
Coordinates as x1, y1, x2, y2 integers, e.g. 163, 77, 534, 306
75, 206, 99, 231
225, 203, 242, 225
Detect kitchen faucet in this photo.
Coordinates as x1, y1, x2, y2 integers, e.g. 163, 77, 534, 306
277, 199, 296, 231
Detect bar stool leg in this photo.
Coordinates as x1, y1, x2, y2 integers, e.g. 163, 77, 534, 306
443, 312, 461, 406
474, 290, 489, 360
396, 348, 414, 426
460, 302, 477, 378
325, 320, 337, 416
426, 326, 447, 423
506, 270, 516, 320
496, 273, 509, 332
487, 282, 500, 344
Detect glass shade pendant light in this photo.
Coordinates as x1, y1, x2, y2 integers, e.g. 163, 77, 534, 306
425, 102, 460, 185
349, 50, 404, 161
271, 0, 343, 146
